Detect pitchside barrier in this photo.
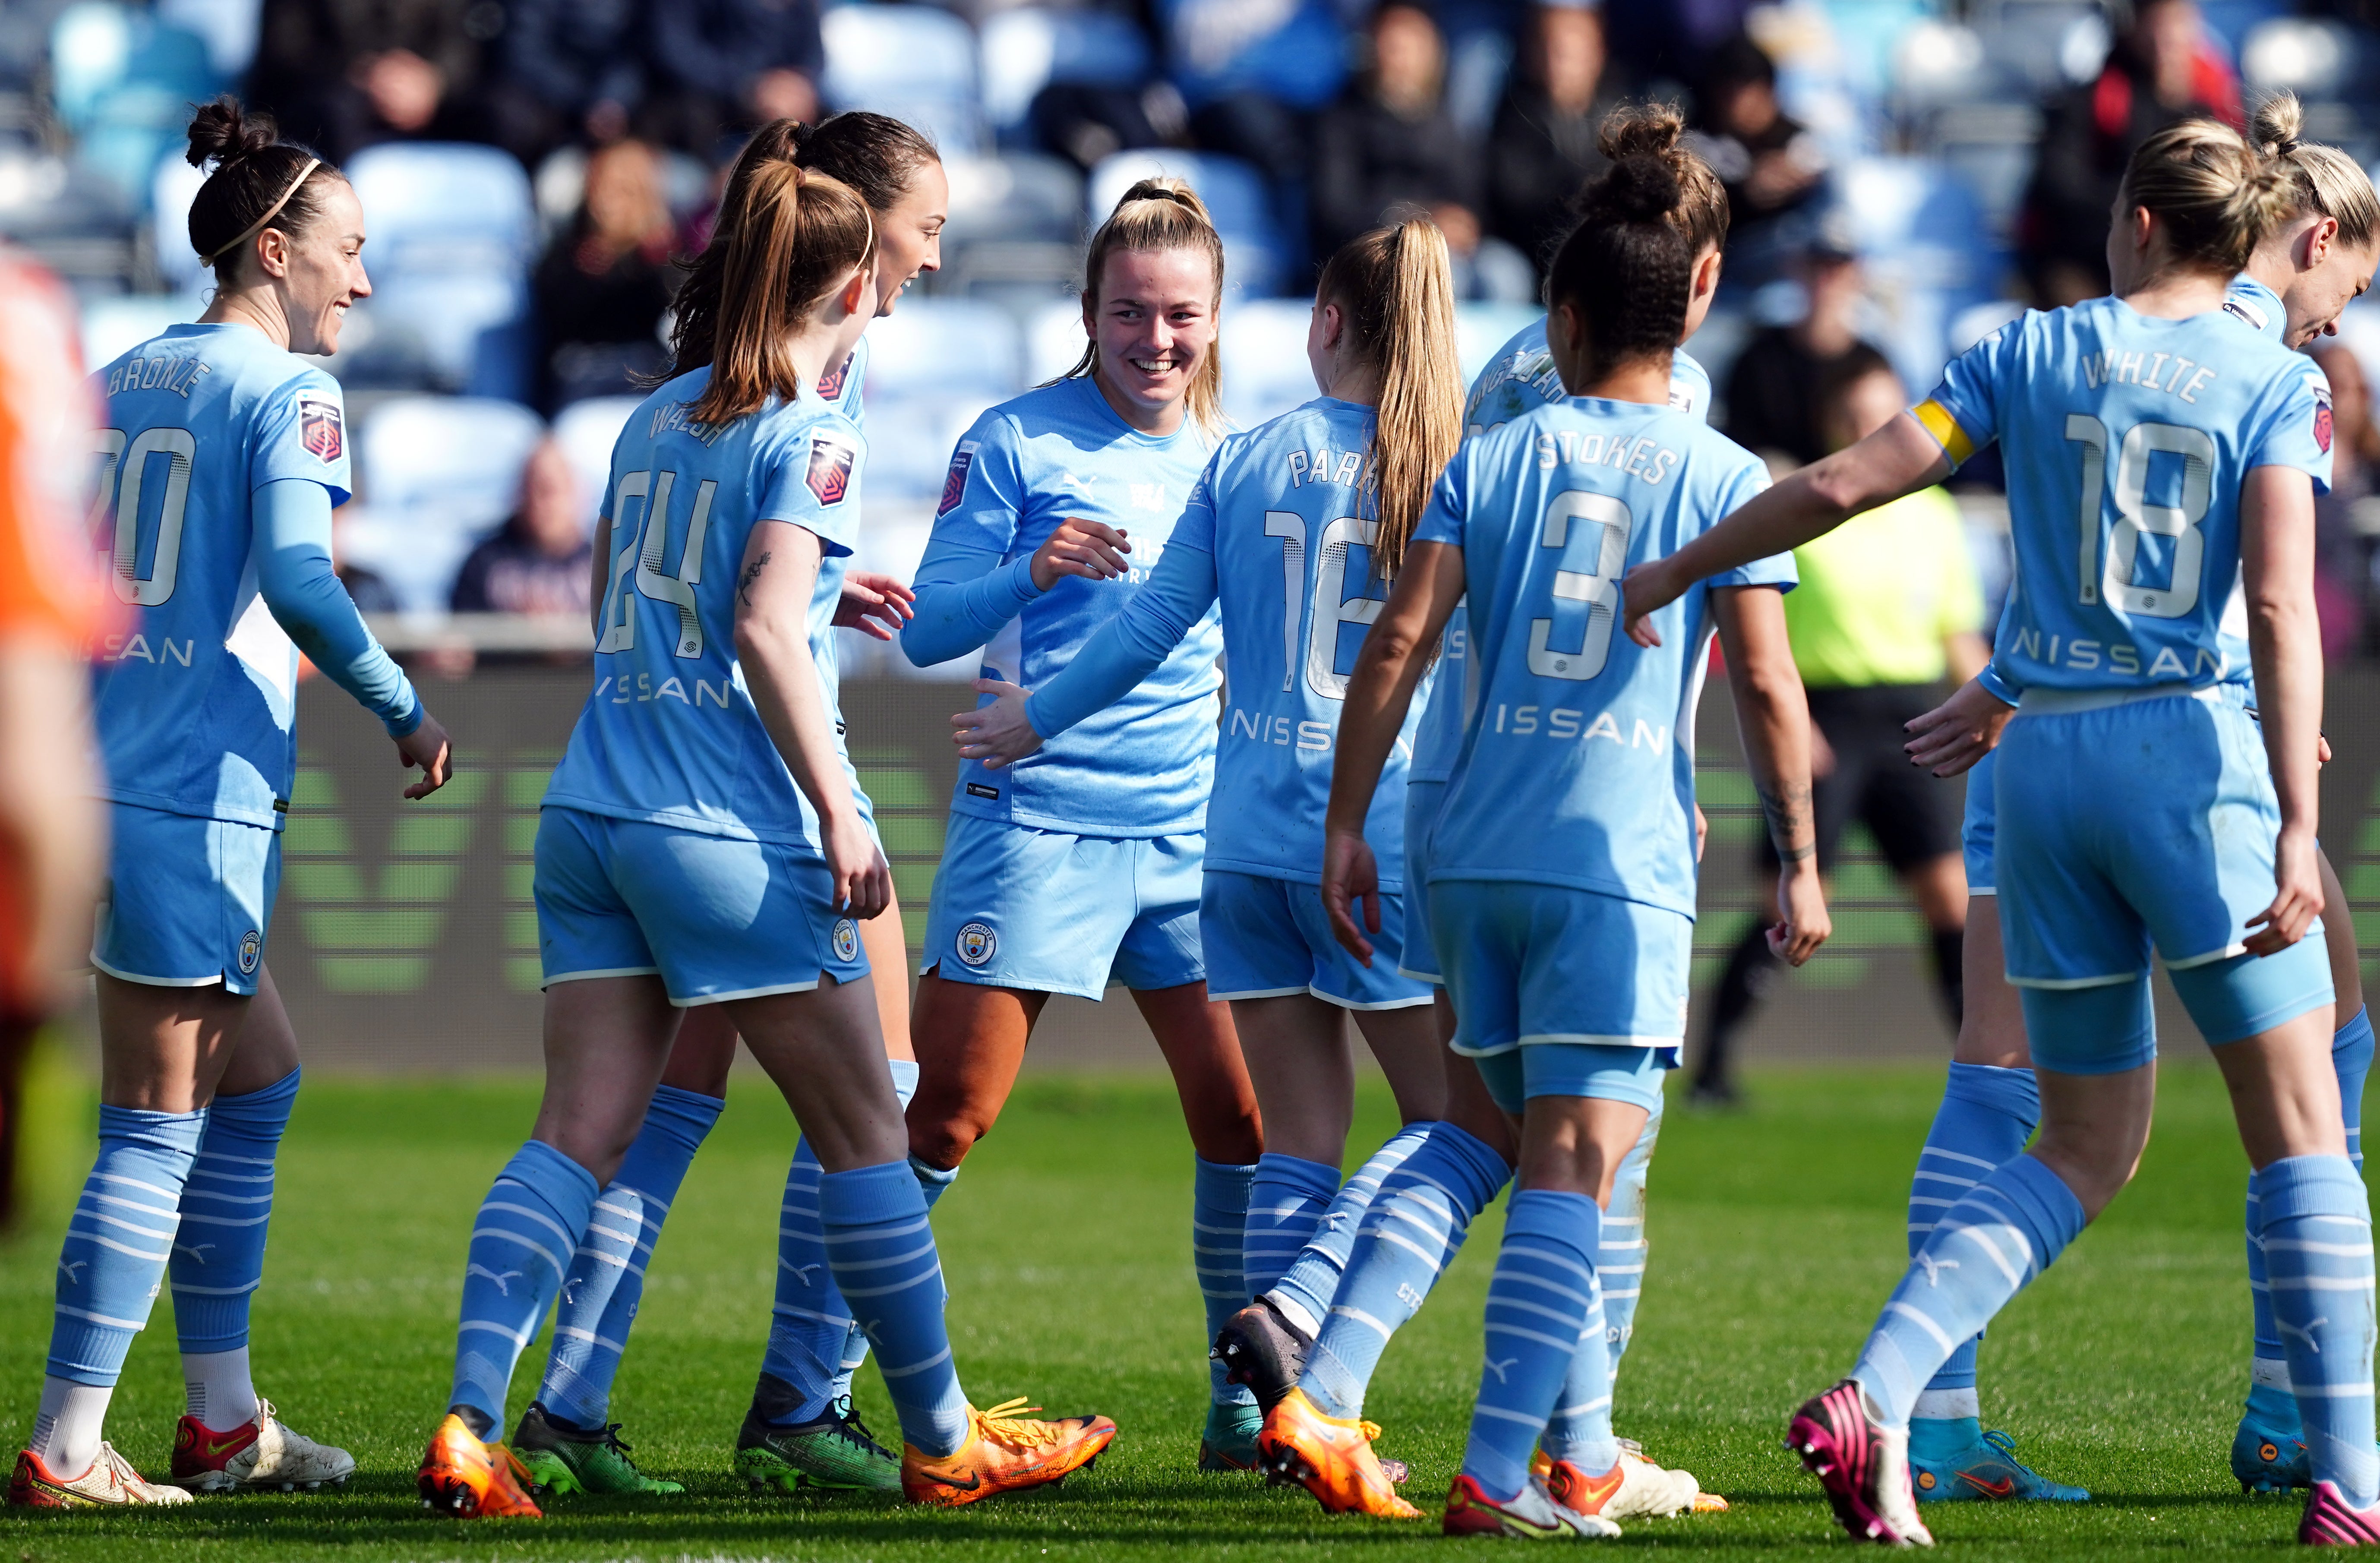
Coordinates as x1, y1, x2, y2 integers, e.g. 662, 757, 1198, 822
254, 659, 2379, 1073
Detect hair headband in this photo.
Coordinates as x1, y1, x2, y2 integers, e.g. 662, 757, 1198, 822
201, 157, 322, 265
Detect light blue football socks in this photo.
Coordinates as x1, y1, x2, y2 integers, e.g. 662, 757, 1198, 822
1903, 1062, 2038, 1460
50, 1104, 208, 1387
535, 1083, 725, 1430
1597, 1100, 1662, 1369
1243, 1153, 1338, 1298
2256, 1154, 2379, 1506
170, 1070, 299, 1359
449, 1140, 600, 1434
1193, 1156, 1257, 1408
1459, 1188, 1600, 1502
2245, 1007, 2372, 1431
1302, 1120, 1510, 1420
759, 1060, 921, 1425
1853, 1153, 2085, 1430
1266, 1124, 1429, 1337
819, 1160, 970, 1457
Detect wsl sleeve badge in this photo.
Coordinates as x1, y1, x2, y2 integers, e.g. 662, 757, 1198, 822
937, 442, 978, 517
805, 433, 856, 505
297, 392, 344, 463
2313, 376, 2336, 455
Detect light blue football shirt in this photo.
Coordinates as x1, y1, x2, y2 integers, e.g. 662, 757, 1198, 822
1410, 325, 1713, 784
1919, 295, 2330, 697
820, 335, 867, 423
905, 375, 1223, 836
89, 323, 355, 830
1420, 396, 1792, 916
1020, 397, 1424, 885
543, 368, 864, 849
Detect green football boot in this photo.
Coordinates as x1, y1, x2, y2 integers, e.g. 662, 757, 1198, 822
734, 1396, 902, 1494
1197, 1399, 1264, 1472
510, 1403, 685, 1497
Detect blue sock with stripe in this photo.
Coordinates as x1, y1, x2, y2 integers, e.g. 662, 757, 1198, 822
1459, 1187, 1600, 1502
1598, 1098, 1662, 1371
1302, 1121, 1510, 1419
1267, 1125, 1429, 1336
1194, 1156, 1258, 1408
49, 1105, 207, 1386
1243, 1153, 1338, 1298
821, 1160, 970, 1457
448, 1140, 600, 1434
1853, 1153, 2084, 1429
1540, 1274, 1619, 1476
2244, 1007, 2373, 1432
759, 1062, 920, 1425
536, 1084, 724, 1430
2258, 1154, 2379, 1506
1904, 1063, 2037, 1454
170, 1070, 299, 1357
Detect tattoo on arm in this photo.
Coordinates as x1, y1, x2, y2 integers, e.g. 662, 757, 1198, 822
1756, 779, 1816, 863
738, 552, 771, 610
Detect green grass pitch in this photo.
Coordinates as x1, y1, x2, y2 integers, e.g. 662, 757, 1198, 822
0, 1059, 2336, 1558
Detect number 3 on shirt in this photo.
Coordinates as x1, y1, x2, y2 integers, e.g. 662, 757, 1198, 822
2062, 416, 2212, 619
1529, 489, 1630, 682
91, 427, 196, 606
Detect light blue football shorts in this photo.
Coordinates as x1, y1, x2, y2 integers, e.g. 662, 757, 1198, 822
91, 802, 281, 996
1202, 869, 1433, 1011
1961, 746, 1997, 896
1430, 878, 1686, 1110
919, 811, 1205, 999
1997, 686, 2333, 1074
535, 805, 869, 1006
1398, 778, 1446, 985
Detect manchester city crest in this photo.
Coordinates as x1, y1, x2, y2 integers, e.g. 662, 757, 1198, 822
956, 921, 997, 967
237, 929, 262, 976
832, 918, 860, 963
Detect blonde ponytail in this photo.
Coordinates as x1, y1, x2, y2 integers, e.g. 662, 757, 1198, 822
2254, 90, 2380, 250
1061, 176, 1228, 436
2121, 117, 2295, 278
1315, 216, 1463, 579
691, 164, 877, 426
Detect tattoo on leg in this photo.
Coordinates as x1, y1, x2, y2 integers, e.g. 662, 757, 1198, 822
738, 552, 772, 610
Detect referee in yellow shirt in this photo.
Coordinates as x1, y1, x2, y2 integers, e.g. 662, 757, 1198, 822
1691, 344, 1988, 1105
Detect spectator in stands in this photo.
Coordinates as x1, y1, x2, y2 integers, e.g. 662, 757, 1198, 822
250, 0, 495, 161
2020, 0, 2241, 305
644, 0, 824, 158
2313, 340, 2377, 661
1687, 32, 1823, 273
1314, 6, 1530, 299
533, 139, 679, 411
1486, 0, 1627, 275
1161, 0, 1347, 198
1692, 346, 1985, 1105
1723, 218, 1876, 467
481, 0, 645, 169
450, 440, 593, 621
332, 504, 401, 616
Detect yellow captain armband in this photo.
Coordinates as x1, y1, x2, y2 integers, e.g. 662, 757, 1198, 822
1910, 400, 1974, 467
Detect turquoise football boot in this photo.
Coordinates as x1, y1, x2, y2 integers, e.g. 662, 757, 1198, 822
1908, 1425, 2090, 1503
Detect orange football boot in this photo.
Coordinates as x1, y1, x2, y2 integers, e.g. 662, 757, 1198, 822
901, 1398, 1116, 1507
417, 1413, 542, 1518
1255, 1387, 1422, 1518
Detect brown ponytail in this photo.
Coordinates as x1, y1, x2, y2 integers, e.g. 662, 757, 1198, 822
1060, 177, 1228, 437
1315, 217, 1462, 578
688, 165, 878, 426
1594, 100, 1727, 257
1548, 154, 1692, 384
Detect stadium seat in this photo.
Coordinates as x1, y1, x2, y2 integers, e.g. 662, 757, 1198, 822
2241, 17, 2358, 98
938, 152, 1086, 300
1219, 300, 1317, 430
347, 396, 546, 609
1026, 297, 1093, 385
979, 8, 1152, 134
343, 143, 537, 401
823, 4, 985, 156
155, 0, 260, 79
1086, 150, 1288, 297
1831, 157, 2003, 393
48, 2, 218, 208
1973, 0, 2107, 93
1455, 303, 1541, 385
150, 152, 207, 289
551, 396, 642, 530
79, 291, 200, 373
862, 298, 1024, 501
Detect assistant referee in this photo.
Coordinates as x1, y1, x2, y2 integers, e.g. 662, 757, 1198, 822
1692, 344, 1986, 1104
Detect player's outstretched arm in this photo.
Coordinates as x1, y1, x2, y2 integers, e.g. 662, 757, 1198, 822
899, 520, 1132, 667
2241, 463, 2326, 955
1713, 583, 1830, 966
253, 476, 451, 797
1622, 413, 1949, 647
952, 536, 1219, 769
736, 520, 891, 920
1323, 540, 1465, 962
